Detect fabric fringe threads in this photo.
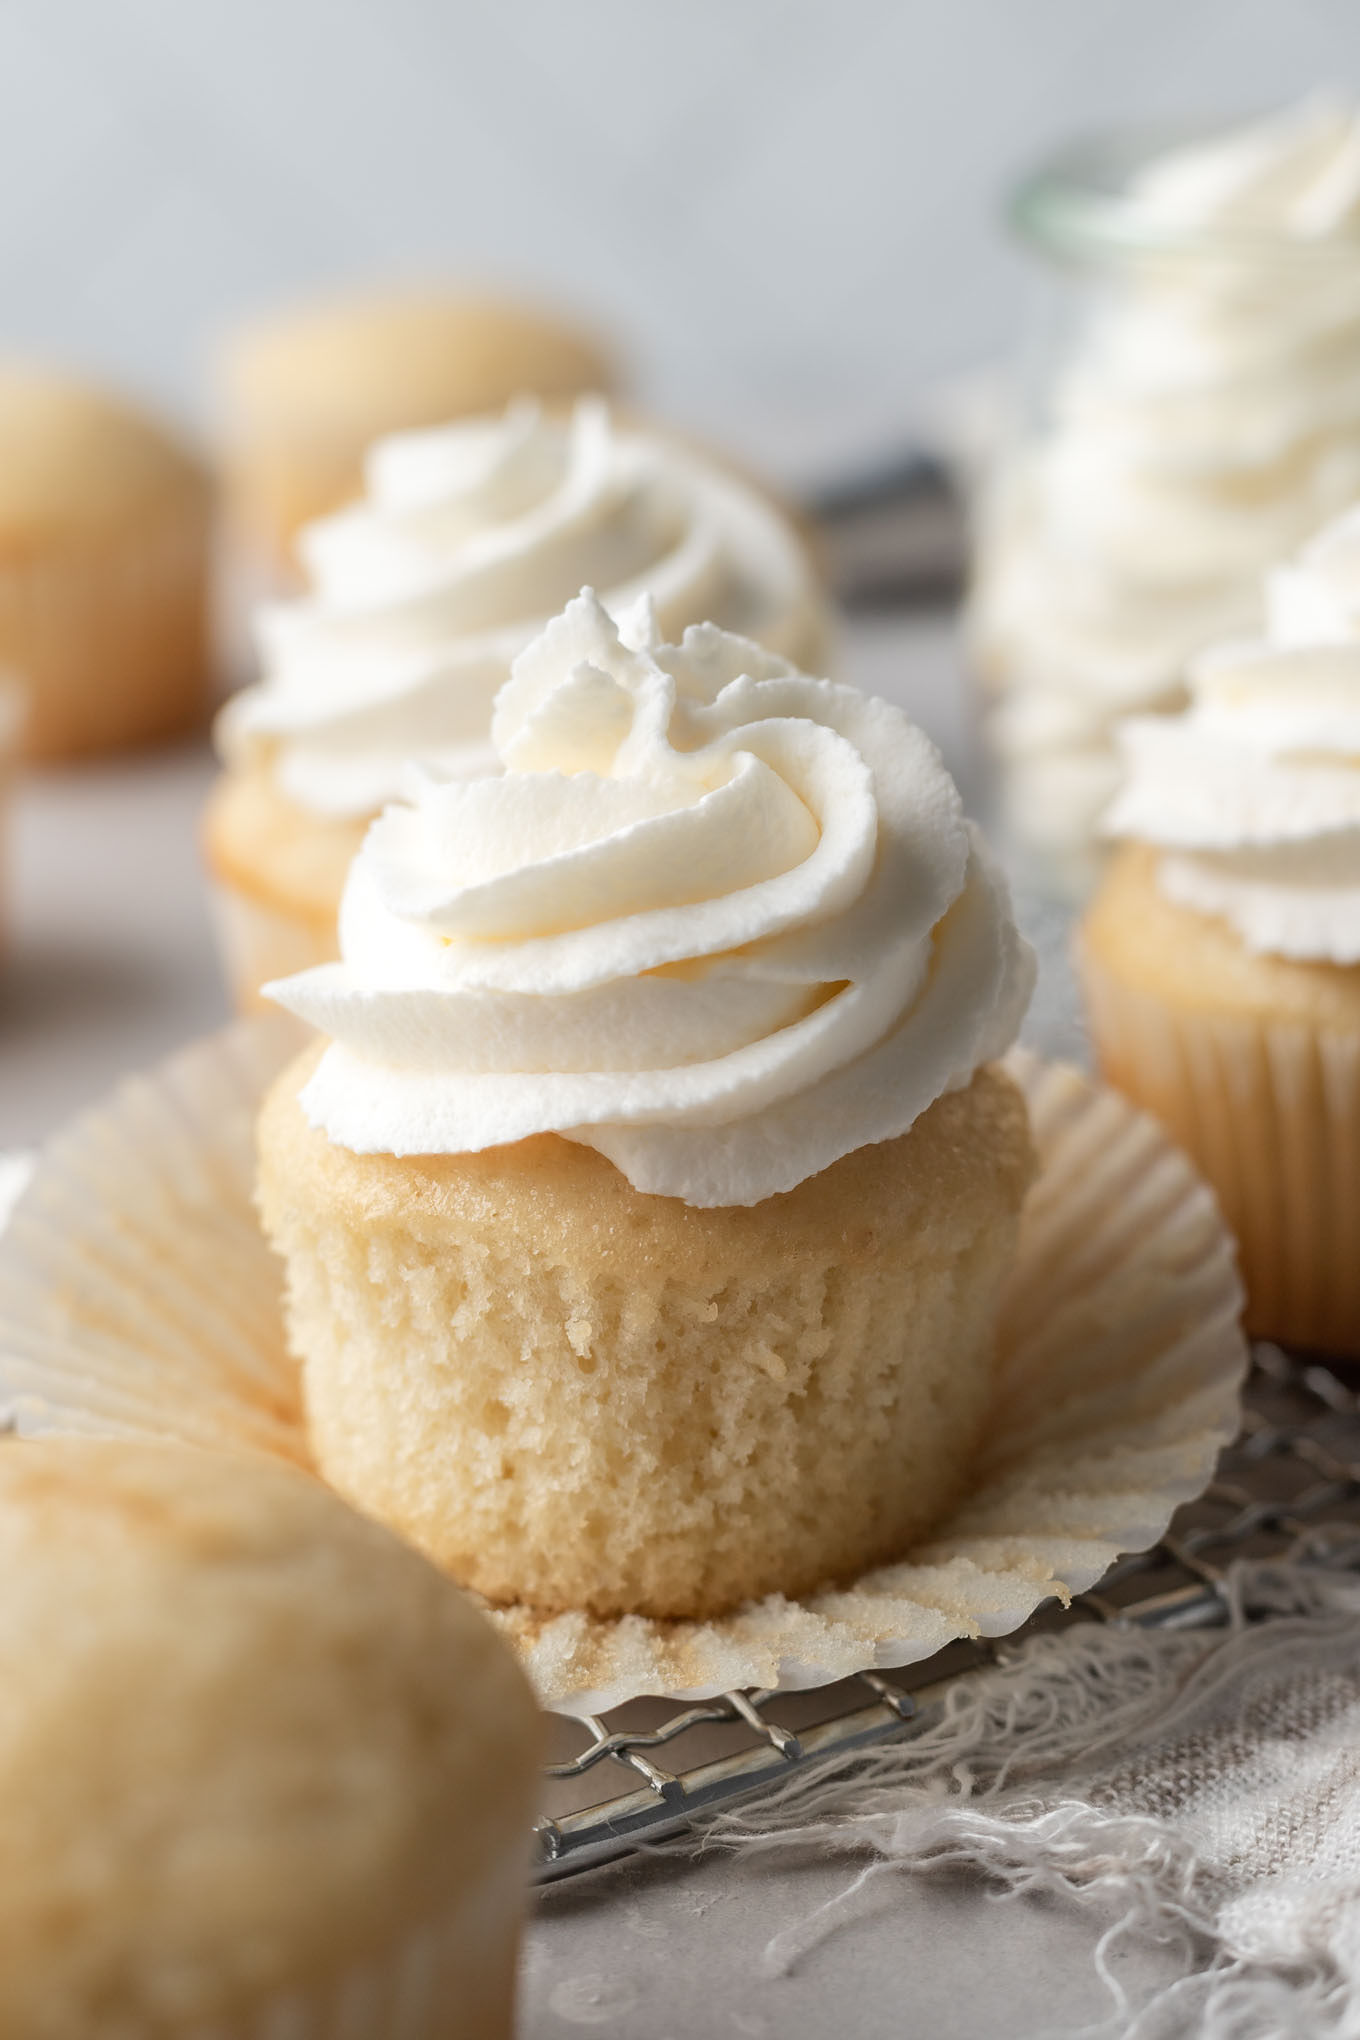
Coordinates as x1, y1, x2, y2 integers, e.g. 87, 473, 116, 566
0, 1022, 1246, 1713
705, 1555, 1360, 2040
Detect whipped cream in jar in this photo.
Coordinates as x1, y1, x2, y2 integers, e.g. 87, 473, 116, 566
970, 96, 1360, 898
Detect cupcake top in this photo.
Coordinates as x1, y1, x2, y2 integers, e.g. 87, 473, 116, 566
267, 591, 1032, 1206
0, 1438, 539, 2036
219, 397, 829, 818
1105, 504, 1360, 963
0, 363, 208, 550
220, 286, 615, 445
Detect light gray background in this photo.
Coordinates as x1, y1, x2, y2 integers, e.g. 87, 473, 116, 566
1, 0, 1358, 482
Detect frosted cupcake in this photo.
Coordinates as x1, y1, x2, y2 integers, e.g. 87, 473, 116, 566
0, 365, 212, 760
0, 1438, 540, 2039
218, 285, 617, 580
1080, 506, 1360, 1353
973, 96, 1360, 888
259, 592, 1035, 1621
206, 396, 831, 1007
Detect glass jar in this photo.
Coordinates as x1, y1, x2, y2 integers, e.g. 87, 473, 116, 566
969, 105, 1360, 899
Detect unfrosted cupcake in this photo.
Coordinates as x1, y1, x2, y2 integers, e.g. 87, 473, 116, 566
0, 365, 212, 759
1080, 506, 1360, 1353
218, 286, 617, 580
205, 396, 831, 1007
973, 95, 1360, 889
258, 593, 1035, 1621
0, 1437, 540, 2039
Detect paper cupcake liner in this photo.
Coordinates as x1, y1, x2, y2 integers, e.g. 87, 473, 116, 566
0, 497, 211, 760
0, 1021, 1247, 1715
1080, 939, 1360, 1357
207, 876, 340, 1014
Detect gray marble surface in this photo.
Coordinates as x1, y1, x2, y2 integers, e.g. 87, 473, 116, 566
524, 1845, 1180, 2038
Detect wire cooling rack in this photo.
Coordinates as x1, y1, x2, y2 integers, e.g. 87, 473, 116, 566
535, 1342, 1360, 1881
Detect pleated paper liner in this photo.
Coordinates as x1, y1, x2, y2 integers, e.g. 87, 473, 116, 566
1079, 937, 1360, 1356
0, 1018, 1247, 1715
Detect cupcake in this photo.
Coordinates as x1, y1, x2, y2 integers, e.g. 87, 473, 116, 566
205, 396, 831, 1008
218, 286, 617, 581
0, 1436, 540, 2039
1080, 506, 1360, 1354
972, 95, 1360, 889
0, 364, 212, 761
258, 592, 1035, 1621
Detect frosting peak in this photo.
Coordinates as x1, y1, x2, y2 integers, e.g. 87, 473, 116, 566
1105, 505, 1360, 963
267, 594, 1033, 1205
219, 399, 827, 819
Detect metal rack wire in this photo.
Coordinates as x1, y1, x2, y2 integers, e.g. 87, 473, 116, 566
535, 1343, 1360, 1881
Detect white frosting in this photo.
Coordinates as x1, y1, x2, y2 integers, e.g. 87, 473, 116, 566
266, 592, 1033, 1206
219, 399, 826, 818
1105, 505, 1360, 962
974, 97, 1360, 872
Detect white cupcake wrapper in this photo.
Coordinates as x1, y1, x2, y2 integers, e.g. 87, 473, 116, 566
0, 1021, 1247, 1715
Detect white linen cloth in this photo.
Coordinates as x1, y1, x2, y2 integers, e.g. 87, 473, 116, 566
711, 1554, 1360, 2037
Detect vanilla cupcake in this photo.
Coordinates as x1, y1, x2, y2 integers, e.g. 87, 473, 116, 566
1080, 507, 1360, 1353
218, 287, 616, 579
0, 1436, 540, 2039
259, 593, 1035, 1621
206, 397, 831, 1008
0, 365, 212, 760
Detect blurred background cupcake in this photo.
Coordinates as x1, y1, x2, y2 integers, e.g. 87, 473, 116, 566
0, 365, 212, 760
971, 95, 1360, 896
216, 286, 618, 588
204, 396, 830, 1008
1079, 506, 1360, 1355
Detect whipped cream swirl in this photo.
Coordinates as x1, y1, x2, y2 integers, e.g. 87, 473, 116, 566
1105, 506, 1360, 963
267, 593, 1033, 1205
974, 96, 1360, 876
220, 398, 826, 819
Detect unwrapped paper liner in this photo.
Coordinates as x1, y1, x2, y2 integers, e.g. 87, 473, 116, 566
0, 1017, 1247, 1715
